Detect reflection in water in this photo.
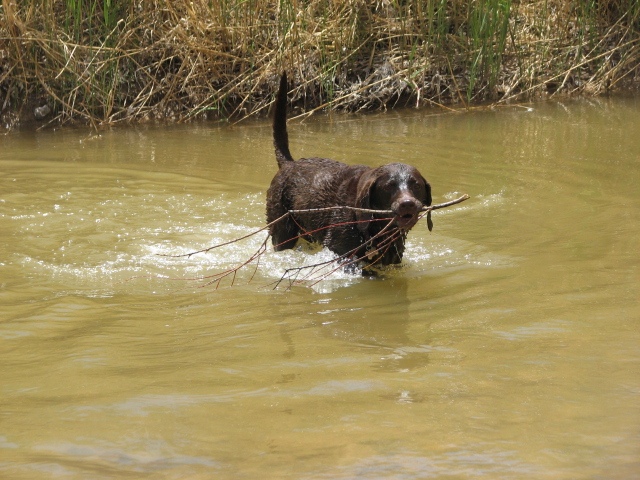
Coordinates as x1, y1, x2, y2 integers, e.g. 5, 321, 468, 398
1, 97, 639, 479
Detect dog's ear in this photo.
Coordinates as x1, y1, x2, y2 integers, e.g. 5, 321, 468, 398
355, 172, 378, 232
355, 173, 375, 209
421, 176, 432, 207
421, 176, 433, 231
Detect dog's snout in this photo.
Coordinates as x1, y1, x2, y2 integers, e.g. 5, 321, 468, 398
391, 197, 421, 230
395, 198, 419, 217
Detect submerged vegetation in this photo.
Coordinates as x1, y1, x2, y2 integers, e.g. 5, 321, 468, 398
1, 0, 638, 128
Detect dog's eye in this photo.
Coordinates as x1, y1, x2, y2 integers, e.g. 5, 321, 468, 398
380, 180, 397, 192
408, 178, 424, 193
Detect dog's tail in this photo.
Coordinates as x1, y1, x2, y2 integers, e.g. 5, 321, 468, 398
273, 72, 294, 167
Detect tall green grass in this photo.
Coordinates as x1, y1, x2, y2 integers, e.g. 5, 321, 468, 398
63, 0, 127, 42
467, 0, 512, 102
0, 0, 638, 128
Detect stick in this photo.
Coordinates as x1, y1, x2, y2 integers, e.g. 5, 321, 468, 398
157, 193, 470, 289
161, 194, 469, 260
421, 194, 470, 212
285, 193, 470, 216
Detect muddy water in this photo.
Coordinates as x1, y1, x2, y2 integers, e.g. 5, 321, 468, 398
1, 97, 638, 479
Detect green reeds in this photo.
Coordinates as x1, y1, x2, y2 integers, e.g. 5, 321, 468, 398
0, 0, 638, 129
467, 0, 512, 102
63, 0, 127, 43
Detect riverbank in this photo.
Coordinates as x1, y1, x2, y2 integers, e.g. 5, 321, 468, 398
1, 0, 638, 130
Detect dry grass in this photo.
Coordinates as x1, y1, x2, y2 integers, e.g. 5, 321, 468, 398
0, 0, 638, 129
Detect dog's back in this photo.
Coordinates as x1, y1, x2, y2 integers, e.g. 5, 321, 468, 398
268, 72, 364, 252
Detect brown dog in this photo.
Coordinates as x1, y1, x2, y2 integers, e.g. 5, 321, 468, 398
266, 73, 432, 270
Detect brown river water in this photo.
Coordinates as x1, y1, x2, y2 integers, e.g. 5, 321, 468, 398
1, 97, 639, 479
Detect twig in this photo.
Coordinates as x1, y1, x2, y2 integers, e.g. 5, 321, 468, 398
160, 193, 470, 289
422, 194, 470, 212
285, 193, 470, 216
271, 217, 399, 289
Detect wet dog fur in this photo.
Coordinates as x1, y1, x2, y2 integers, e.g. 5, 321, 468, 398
266, 72, 432, 270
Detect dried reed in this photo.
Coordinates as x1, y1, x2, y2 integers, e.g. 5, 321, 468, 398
1, 1, 638, 129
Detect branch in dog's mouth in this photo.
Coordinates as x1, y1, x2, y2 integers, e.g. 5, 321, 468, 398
285, 194, 470, 217
421, 194, 470, 212
157, 194, 469, 289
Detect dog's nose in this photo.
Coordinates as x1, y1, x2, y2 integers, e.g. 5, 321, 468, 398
395, 199, 419, 217
393, 198, 420, 230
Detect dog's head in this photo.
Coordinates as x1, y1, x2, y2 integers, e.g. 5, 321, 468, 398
355, 163, 432, 232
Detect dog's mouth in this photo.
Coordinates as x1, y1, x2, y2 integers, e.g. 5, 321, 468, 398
390, 197, 422, 230
394, 212, 419, 230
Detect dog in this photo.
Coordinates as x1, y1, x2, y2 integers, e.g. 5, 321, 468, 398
266, 72, 432, 271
